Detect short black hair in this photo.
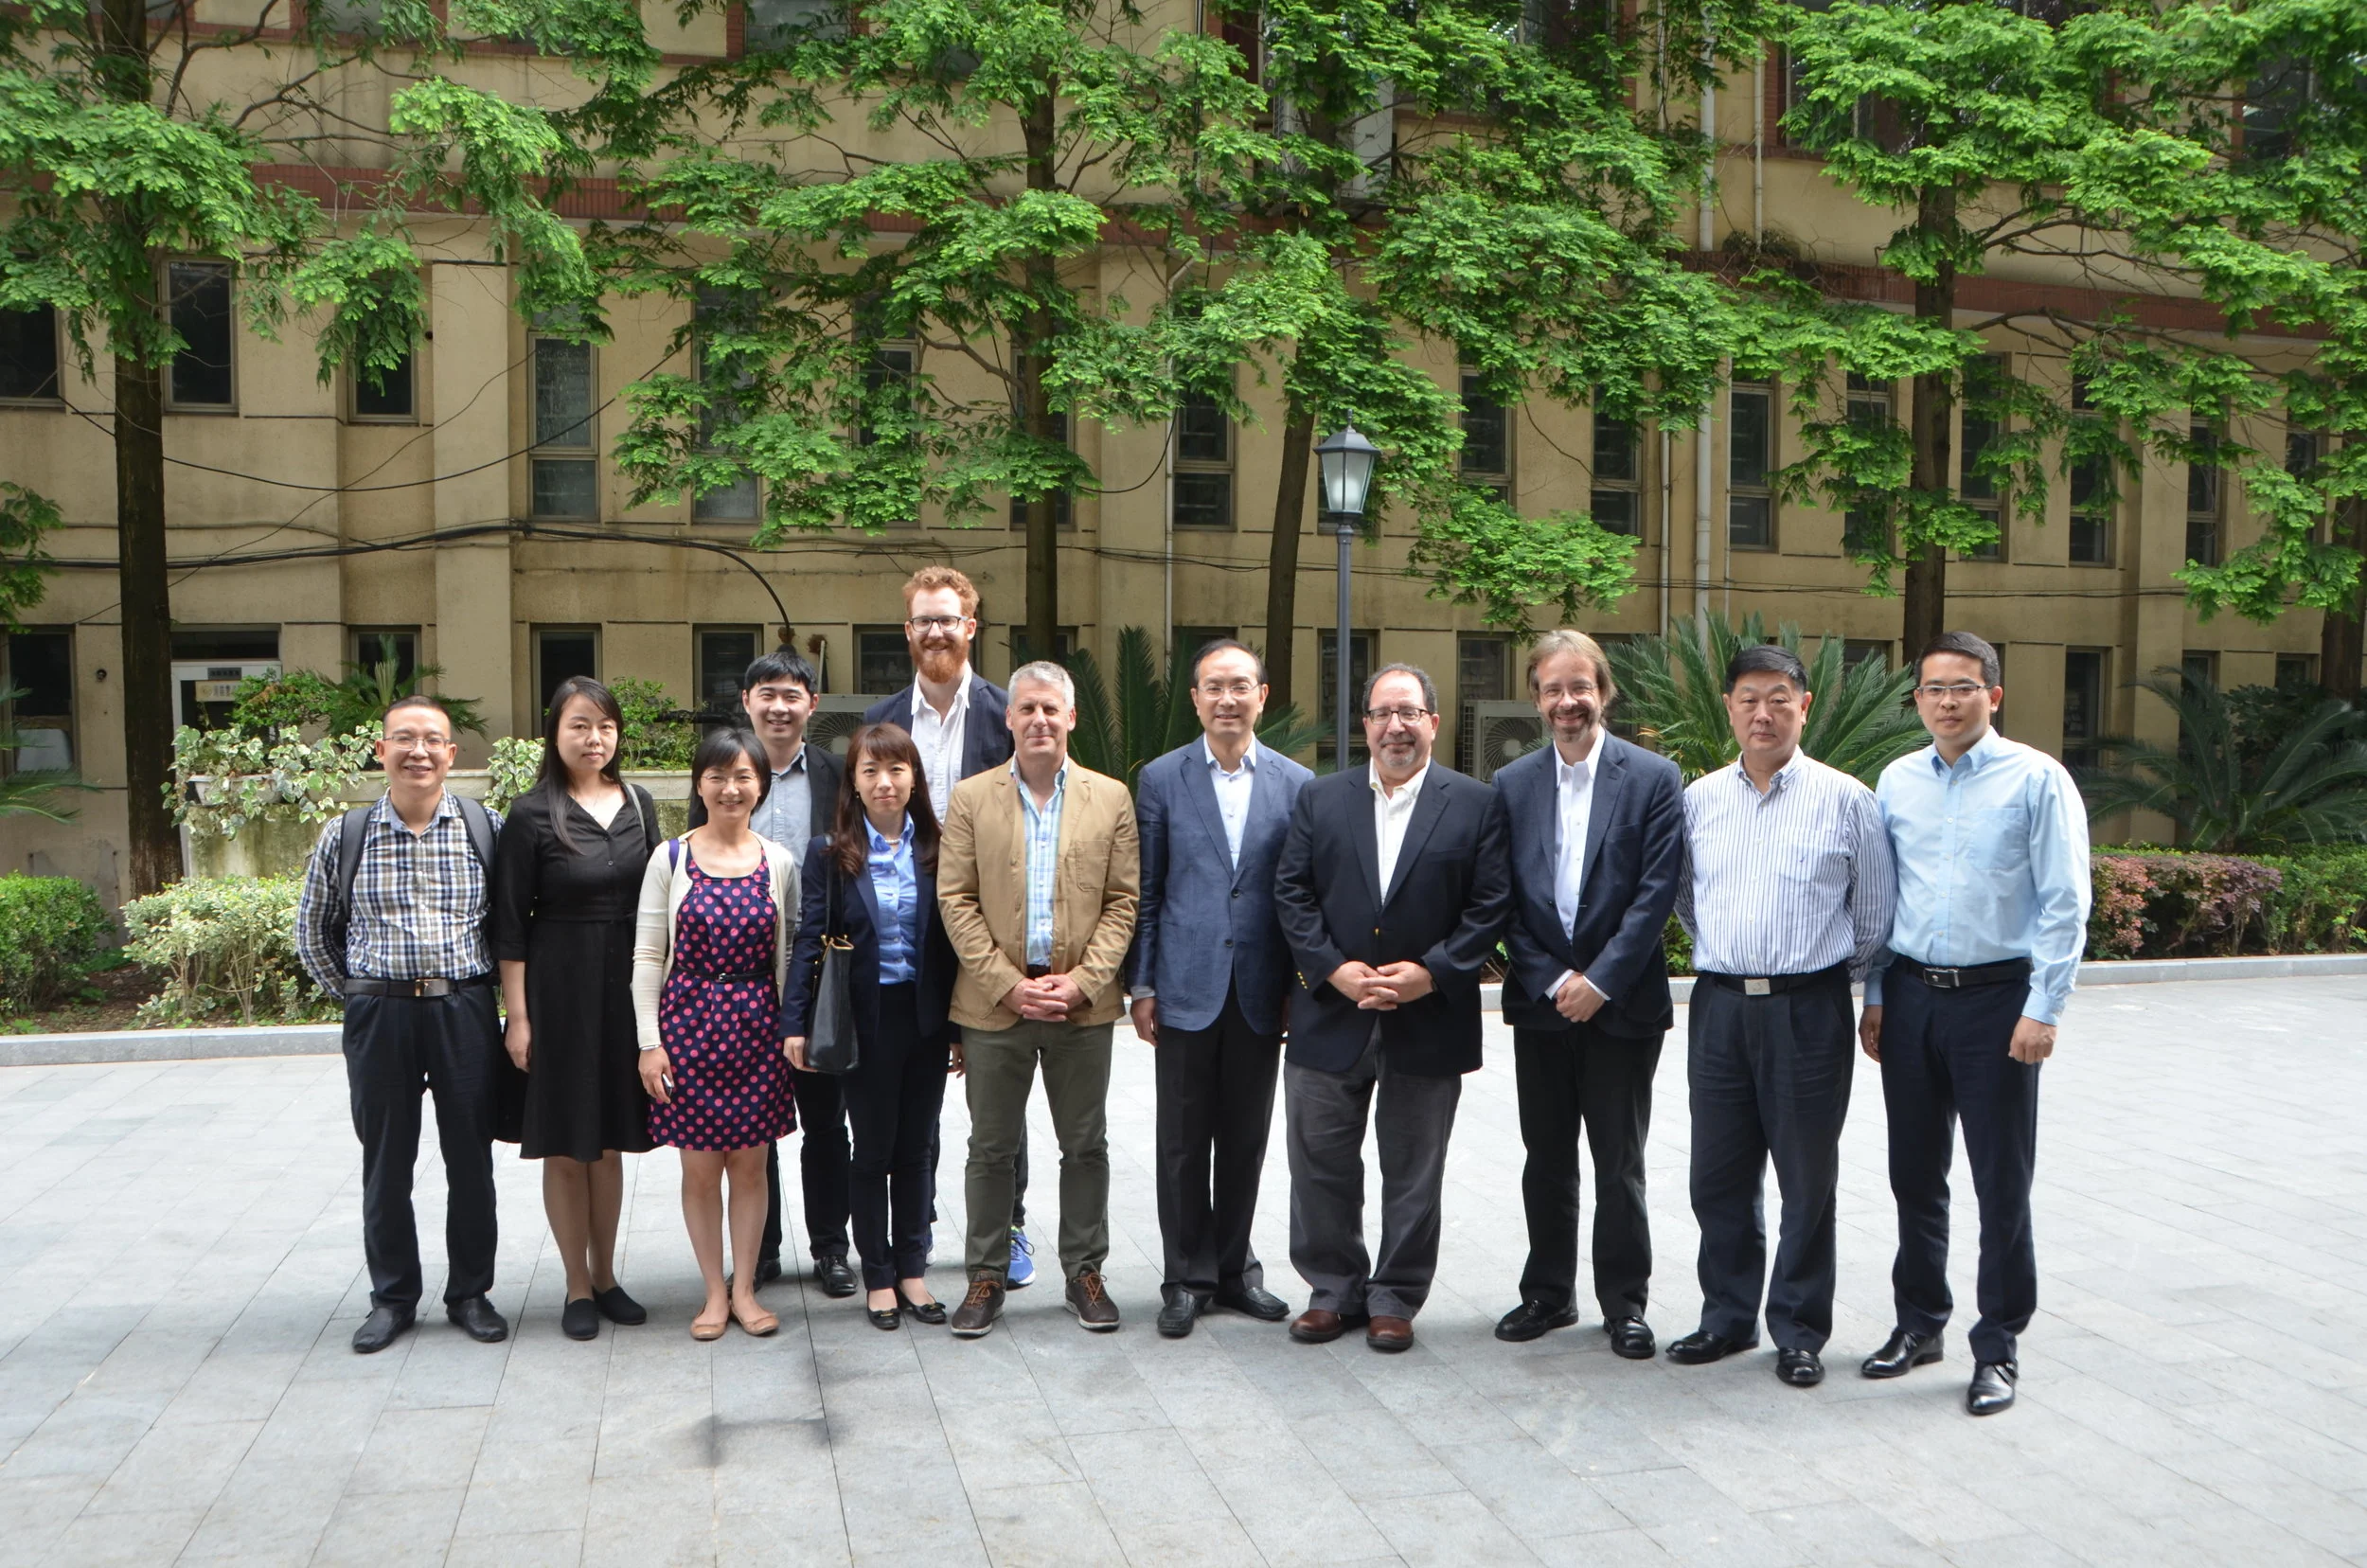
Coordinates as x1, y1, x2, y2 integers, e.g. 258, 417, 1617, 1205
741, 649, 818, 697
1190, 637, 1268, 688
1362, 662, 1438, 716
1725, 644, 1809, 693
383, 693, 454, 731
1916, 632, 2002, 687
691, 727, 774, 808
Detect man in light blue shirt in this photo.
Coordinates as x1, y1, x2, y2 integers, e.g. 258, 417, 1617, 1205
1858, 632, 2091, 1417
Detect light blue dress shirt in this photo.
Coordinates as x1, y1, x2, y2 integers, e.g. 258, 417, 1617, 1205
1016, 761, 1068, 970
1863, 727, 2091, 1025
866, 814, 919, 987
1205, 737, 1257, 867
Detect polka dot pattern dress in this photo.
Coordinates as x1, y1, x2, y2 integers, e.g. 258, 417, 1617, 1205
647, 846, 797, 1152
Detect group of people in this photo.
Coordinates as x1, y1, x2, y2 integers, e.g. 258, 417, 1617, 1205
294, 563, 2089, 1420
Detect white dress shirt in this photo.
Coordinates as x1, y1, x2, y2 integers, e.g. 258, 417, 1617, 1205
1370, 759, 1429, 896
1675, 750, 1896, 980
1206, 737, 1258, 867
910, 666, 972, 824
1546, 727, 1607, 1005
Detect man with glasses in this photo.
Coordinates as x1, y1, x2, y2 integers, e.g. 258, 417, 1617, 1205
1272, 663, 1512, 1353
1859, 633, 2089, 1416
1128, 638, 1312, 1337
296, 697, 509, 1355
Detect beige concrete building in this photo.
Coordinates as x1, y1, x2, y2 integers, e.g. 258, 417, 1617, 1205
0, 12, 2340, 906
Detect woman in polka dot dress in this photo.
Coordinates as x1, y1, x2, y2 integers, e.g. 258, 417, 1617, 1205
632, 729, 800, 1340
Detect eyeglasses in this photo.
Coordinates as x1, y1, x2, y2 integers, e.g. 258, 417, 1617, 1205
384, 730, 453, 753
906, 615, 968, 632
1362, 706, 1433, 726
1913, 682, 1988, 700
1198, 680, 1258, 698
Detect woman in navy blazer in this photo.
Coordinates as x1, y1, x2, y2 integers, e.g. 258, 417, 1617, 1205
782, 724, 959, 1330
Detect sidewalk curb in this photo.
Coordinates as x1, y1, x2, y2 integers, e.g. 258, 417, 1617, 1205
7, 953, 2364, 1069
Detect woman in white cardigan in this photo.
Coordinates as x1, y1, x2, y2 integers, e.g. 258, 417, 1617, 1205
632, 729, 800, 1340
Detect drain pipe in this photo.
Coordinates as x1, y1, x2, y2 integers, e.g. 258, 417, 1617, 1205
1694, 68, 1717, 624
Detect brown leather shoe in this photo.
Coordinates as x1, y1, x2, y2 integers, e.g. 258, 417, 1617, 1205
948, 1277, 1006, 1339
1289, 1307, 1367, 1344
1365, 1315, 1415, 1353
1065, 1271, 1121, 1332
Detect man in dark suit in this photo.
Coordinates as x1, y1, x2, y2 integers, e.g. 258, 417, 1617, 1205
688, 649, 851, 1295
1490, 630, 1686, 1357
1128, 638, 1312, 1338
861, 565, 1038, 1287
1272, 662, 1512, 1353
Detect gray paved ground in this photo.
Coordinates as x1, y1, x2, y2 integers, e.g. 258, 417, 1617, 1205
2, 976, 2364, 1568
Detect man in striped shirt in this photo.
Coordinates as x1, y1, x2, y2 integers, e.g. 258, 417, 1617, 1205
1668, 645, 1895, 1388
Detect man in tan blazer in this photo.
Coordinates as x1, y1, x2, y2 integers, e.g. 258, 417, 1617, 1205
939, 660, 1140, 1338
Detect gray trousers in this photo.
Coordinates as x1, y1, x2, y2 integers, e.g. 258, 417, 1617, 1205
962, 1020, 1113, 1282
1285, 1028, 1462, 1322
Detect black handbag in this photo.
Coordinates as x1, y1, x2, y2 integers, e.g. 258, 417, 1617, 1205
804, 851, 861, 1074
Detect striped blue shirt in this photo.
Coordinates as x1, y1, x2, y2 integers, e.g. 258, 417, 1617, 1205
867, 814, 919, 986
1016, 760, 1068, 969
1676, 751, 1895, 981
1862, 727, 2092, 1025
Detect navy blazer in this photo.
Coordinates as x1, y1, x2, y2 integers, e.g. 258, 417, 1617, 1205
1272, 762, 1513, 1078
779, 832, 957, 1048
1126, 739, 1312, 1035
1494, 734, 1686, 1039
863, 674, 1013, 785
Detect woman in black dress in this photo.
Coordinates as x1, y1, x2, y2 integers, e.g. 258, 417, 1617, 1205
493, 676, 659, 1341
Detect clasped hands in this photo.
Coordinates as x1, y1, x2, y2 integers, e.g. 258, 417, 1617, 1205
1002, 971, 1087, 1023
1328, 959, 1434, 1010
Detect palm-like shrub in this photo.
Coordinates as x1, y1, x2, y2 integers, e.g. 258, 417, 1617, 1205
2076, 669, 2367, 851
1604, 614, 1927, 784
1064, 628, 1325, 789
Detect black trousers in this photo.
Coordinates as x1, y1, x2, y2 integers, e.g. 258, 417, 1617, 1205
1513, 1021, 1661, 1320
842, 984, 952, 1291
1155, 988, 1282, 1300
762, 1065, 850, 1264
1687, 971, 1855, 1351
342, 987, 502, 1310
1879, 963, 2040, 1366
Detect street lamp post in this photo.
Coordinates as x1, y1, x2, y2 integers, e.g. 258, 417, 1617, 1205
1314, 425, 1381, 773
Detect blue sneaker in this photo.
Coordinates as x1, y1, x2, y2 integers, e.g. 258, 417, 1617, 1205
1006, 1226, 1036, 1290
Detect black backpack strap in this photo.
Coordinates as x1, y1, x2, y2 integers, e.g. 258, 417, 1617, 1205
331, 802, 375, 948
453, 793, 496, 871
637, 785, 661, 854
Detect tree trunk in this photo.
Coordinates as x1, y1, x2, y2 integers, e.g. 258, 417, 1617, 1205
1900, 184, 1957, 660
1263, 397, 1317, 710
1020, 95, 1059, 665
116, 347, 180, 895
2323, 499, 2367, 699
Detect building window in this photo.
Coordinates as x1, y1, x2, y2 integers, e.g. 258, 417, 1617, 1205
1454, 633, 1510, 775
856, 627, 915, 696
532, 627, 599, 721
347, 627, 418, 687
169, 628, 279, 730
309, 0, 391, 35
166, 259, 235, 410
744, 0, 843, 48
1173, 627, 1237, 676
1842, 638, 1892, 671
2244, 55, 2311, 162
2186, 422, 2223, 566
1459, 365, 1512, 503
1172, 391, 1234, 529
2068, 452, 2114, 566
692, 291, 759, 523
1842, 374, 1894, 556
2063, 648, 2105, 770
1959, 359, 2006, 561
0, 304, 62, 402
1009, 357, 1074, 531
2287, 428, 2326, 543
1591, 410, 1640, 536
2277, 653, 2319, 688
349, 348, 416, 421
1315, 629, 1377, 768
531, 335, 597, 520
1007, 626, 1076, 668
2, 629, 74, 774
696, 627, 761, 715
1728, 379, 1774, 550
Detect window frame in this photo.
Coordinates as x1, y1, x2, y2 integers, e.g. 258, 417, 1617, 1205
1957, 356, 2009, 561
1315, 628, 1379, 769
347, 626, 419, 688
0, 301, 64, 405
2062, 647, 2107, 771
1727, 377, 1776, 551
1589, 408, 1642, 537
2186, 421, 2222, 568
1453, 633, 1511, 775
1, 628, 76, 777
695, 625, 763, 716
531, 626, 601, 722
529, 331, 599, 522
855, 625, 916, 696
162, 257, 237, 413
1457, 364, 1514, 505
346, 346, 418, 424
1171, 387, 1236, 531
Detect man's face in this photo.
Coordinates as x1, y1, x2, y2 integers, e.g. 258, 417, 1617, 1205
1361, 670, 1437, 778
1724, 669, 1811, 763
1191, 648, 1266, 745
1531, 650, 1607, 750
741, 676, 814, 750
906, 586, 974, 684
1007, 677, 1077, 765
1913, 651, 2001, 747
376, 709, 458, 789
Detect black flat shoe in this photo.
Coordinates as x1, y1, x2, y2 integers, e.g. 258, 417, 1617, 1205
1157, 1292, 1201, 1339
1212, 1284, 1290, 1322
446, 1295, 509, 1344
1776, 1347, 1824, 1387
1494, 1300, 1579, 1343
867, 1302, 901, 1330
593, 1285, 646, 1326
561, 1297, 598, 1341
1967, 1360, 2018, 1416
351, 1305, 414, 1355
1665, 1329, 1757, 1365
813, 1254, 860, 1298
1605, 1317, 1656, 1360
1860, 1327, 1945, 1380
898, 1289, 948, 1327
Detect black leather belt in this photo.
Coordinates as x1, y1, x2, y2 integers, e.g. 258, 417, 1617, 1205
1697, 963, 1848, 997
344, 974, 492, 998
692, 969, 773, 984
1892, 957, 2030, 991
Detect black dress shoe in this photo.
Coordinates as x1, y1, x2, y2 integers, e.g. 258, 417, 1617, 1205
1665, 1329, 1757, 1364
1213, 1284, 1290, 1322
1157, 1292, 1201, 1339
593, 1285, 646, 1326
753, 1255, 784, 1287
1967, 1360, 2018, 1416
1494, 1300, 1579, 1343
867, 1300, 901, 1330
813, 1254, 860, 1298
898, 1289, 948, 1327
1605, 1317, 1656, 1360
561, 1297, 598, 1341
447, 1295, 509, 1344
1776, 1348, 1824, 1387
1860, 1327, 1944, 1380
351, 1305, 414, 1355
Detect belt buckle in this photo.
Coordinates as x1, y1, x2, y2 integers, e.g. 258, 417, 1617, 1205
1743, 977, 1771, 997
1926, 967, 1961, 990
417, 977, 453, 999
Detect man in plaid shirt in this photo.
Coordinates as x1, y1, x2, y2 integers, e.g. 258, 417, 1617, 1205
295, 695, 509, 1355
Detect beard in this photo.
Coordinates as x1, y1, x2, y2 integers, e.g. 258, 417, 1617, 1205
916, 642, 967, 684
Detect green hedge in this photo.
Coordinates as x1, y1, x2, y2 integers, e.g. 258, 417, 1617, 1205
2090, 846, 2367, 961
121, 876, 335, 1026
0, 874, 112, 1011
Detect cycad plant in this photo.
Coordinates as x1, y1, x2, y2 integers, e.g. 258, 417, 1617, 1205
1603, 614, 1927, 785
2076, 669, 2367, 851
1065, 629, 1326, 789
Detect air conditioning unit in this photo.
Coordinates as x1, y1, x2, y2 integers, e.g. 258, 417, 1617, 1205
1467, 700, 1545, 782
807, 695, 889, 761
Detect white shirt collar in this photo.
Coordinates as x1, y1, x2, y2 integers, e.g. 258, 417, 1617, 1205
1204, 736, 1258, 775
1555, 726, 1606, 781
1368, 758, 1429, 803
913, 665, 974, 723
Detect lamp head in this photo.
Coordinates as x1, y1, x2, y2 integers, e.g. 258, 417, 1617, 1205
1315, 424, 1380, 522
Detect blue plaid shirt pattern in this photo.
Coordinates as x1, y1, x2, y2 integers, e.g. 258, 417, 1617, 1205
294, 792, 502, 995
1016, 760, 1068, 970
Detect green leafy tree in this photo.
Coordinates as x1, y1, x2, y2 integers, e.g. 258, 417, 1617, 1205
1065, 626, 1323, 788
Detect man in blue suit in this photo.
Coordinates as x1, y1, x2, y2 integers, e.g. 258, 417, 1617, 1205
1128, 639, 1312, 1338
1491, 629, 1686, 1357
